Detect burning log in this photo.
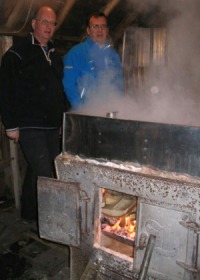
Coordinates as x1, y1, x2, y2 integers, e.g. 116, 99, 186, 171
102, 228, 135, 247
101, 213, 136, 246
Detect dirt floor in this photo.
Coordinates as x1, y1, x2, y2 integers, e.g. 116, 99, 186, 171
0, 198, 70, 280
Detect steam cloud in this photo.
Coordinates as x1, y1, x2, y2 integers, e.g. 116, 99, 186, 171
75, 0, 200, 126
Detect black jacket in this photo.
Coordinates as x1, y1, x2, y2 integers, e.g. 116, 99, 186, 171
0, 33, 67, 130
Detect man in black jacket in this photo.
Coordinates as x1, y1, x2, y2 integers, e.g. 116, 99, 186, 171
0, 6, 67, 221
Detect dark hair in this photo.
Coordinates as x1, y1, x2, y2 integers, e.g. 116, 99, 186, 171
86, 12, 108, 27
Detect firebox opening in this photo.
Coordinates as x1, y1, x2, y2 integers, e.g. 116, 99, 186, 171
100, 188, 137, 258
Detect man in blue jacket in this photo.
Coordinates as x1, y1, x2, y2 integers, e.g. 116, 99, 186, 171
63, 12, 124, 110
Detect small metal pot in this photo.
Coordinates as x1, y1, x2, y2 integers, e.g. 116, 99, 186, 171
106, 111, 118, 118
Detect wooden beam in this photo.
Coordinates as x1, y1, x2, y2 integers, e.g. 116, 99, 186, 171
102, 0, 120, 16
9, 140, 22, 209
4, 0, 33, 32
56, 0, 76, 30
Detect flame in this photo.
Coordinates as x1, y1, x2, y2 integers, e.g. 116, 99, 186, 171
102, 188, 106, 196
101, 189, 137, 240
103, 215, 136, 240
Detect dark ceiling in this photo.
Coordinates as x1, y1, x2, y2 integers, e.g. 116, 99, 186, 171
0, 0, 177, 54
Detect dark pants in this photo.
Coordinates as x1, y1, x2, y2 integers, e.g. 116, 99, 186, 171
19, 128, 60, 220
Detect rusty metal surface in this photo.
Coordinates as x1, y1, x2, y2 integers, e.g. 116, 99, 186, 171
86, 245, 135, 280
41, 114, 200, 279
37, 173, 98, 279
136, 199, 191, 279
37, 177, 81, 247
55, 154, 200, 219
54, 154, 200, 279
80, 260, 135, 280
62, 113, 200, 178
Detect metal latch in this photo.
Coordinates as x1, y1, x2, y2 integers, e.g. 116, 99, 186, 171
137, 233, 148, 250
80, 190, 90, 235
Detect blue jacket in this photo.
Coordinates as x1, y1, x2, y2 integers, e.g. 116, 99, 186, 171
63, 37, 124, 109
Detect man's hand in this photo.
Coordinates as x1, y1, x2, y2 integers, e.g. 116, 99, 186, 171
6, 130, 20, 142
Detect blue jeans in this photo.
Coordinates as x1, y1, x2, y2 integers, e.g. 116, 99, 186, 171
19, 128, 60, 220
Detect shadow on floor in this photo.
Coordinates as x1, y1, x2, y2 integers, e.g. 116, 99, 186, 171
0, 198, 70, 280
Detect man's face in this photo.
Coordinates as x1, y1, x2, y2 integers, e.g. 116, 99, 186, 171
32, 7, 57, 45
86, 16, 109, 45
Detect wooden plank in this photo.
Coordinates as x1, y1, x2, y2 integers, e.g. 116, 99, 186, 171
9, 140, 21, 209
0, 159, 11, 168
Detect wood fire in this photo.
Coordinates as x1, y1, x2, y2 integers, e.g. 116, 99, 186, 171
101, 188, 137, 245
